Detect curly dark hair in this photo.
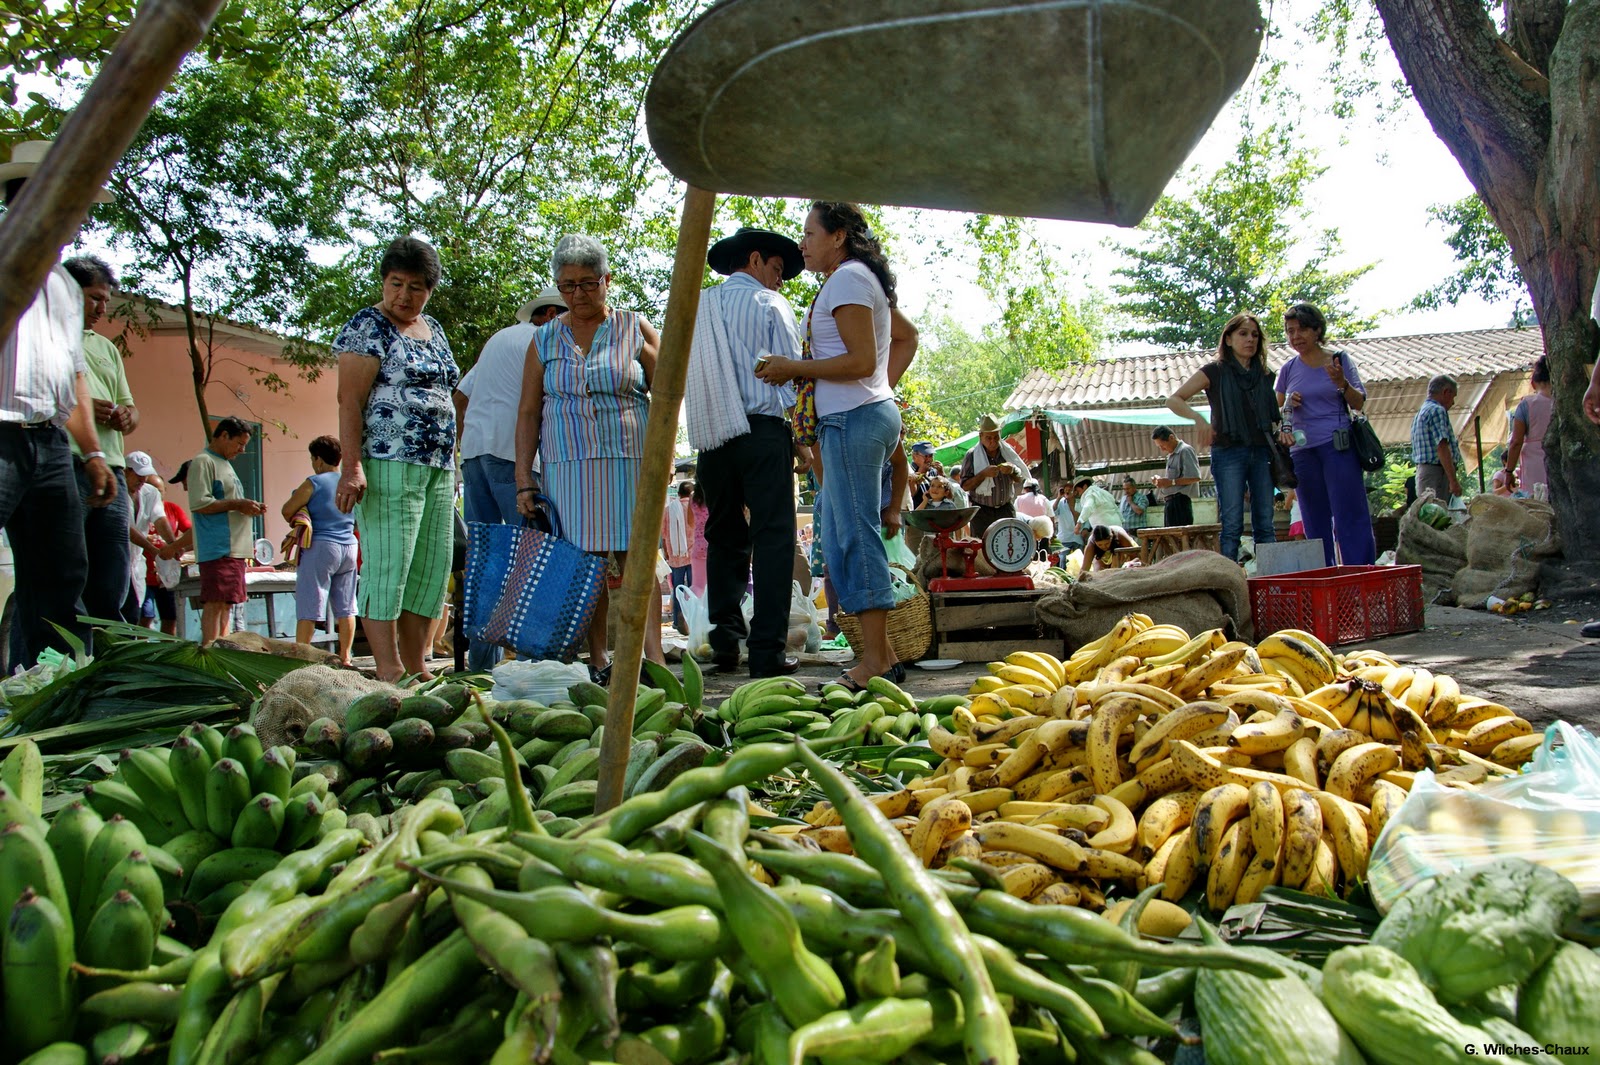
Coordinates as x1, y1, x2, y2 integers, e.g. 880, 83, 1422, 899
379, 237, 442, 289
810, 202, 898, 308
309, 435, 341, 465
1284, 302, 1327, 343
63, 255, 118, 290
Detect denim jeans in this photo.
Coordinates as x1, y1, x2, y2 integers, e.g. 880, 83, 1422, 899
1, 425, 89, 669
817, 399, 901, 615
462, 455, 529, 671
1291, 442, 1376, 566
1211, 444, 1277, 562
75, 462, 132, 625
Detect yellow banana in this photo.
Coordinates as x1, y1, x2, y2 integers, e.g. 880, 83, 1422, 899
1226, 708, 1307, 756
1188, 710, 1241, 748
1169, 740, 1308, 794
1032, 881, 1082, 906
1087, 794, 1137, 854
909, 796, 973, 866
1083, 847, 1147, 881
1169, 644, 1252, 702
1146, 627, 1224, 669
1364, 778, 1408, 842
1080, 682, 1186, 712
1315, 727, 1367, 769
993, 664, 1058, 691
1135, 789, 1199, 860
972, 821, 1090, 874
1126, 701, 1231, 765
1144, 831, 1183, 890
1234, 846, 1280, 905
1246, 779, 1285, 863
1302, 679, 1362, 720
1282, 735, 1321, 789
1117, 627, 1192, 661
1446, 699, 1516, 730
1257, 631, 1337, 689
1268, 629, 1338, 674
1458, 715, 1533, 754
1313, 791, 1370, 896
1205, 821, 1254, 912
1276, 695, 1343, 731
1085, 694, 1148, 794
1302, 833, 1340, 898
1123, 662, 1187, 692
1005, 651, 1065, 689
1258, 657, 1309, 697
1159, 826, 1200, 901
1093, 654, 1143, 685
1279, 787, 1322, 888
1378, 666, 1415, 702
1191, 782, 1251, 866
1024, 803, 1109, 833
1424, 672, 1460, 725
1489, 732, 1543, 767
967, 675, 1006, 695
990, 685, 1047, 711
1325, 742, 1399, 802
1045, 685, 1077, 719
999, 862, 1061, 898
994, 719, 1079, 789
1401, 668, 1435, 717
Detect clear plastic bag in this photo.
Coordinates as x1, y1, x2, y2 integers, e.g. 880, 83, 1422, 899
489, 658, 592, 703
675, 584, 714, 660
1368, 721, 1600, 915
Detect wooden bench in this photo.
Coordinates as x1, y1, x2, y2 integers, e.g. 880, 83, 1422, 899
1136, 523, 1223, 565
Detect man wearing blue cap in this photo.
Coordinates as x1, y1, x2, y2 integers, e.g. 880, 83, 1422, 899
908, 440, 938, 508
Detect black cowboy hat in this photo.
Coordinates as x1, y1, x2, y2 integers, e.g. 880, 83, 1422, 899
707, 227, 803, 280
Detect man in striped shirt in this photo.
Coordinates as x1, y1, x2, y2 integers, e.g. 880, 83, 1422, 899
0, 145, 118, 667
686, 227, 805, 678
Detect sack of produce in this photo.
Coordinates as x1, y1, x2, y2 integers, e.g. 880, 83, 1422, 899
1368, 721, 1600, 914
253, 665, 405, 748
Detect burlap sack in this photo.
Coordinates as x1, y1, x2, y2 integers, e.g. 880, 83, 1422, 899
1036, 550, 1253, 652
252, 665, 406, 748
1394, 496, 1469, 602
1451, 495, 1559, 608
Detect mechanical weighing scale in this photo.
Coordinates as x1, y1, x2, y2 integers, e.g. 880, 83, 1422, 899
903, 506, 1036, 594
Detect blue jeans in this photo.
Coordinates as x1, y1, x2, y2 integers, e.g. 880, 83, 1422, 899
462, 455, 529, 671
669, 563, 692, 628
1291, 442, 1376, 566
1211, 444, 1277, 562
817, 399, 901, 615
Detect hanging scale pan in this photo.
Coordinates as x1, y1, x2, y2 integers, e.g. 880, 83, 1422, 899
646, 0, 1263, 225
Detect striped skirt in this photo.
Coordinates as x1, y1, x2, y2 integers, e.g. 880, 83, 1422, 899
542, 458, 640, 554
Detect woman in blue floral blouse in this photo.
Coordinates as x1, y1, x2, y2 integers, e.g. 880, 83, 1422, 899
333, 237, 459, 680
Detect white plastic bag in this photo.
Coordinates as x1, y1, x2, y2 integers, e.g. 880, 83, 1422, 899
1368, 721, 1600, 915
789, 579, 822, 653
489, 658, 592, 704
675, 585, 714, 660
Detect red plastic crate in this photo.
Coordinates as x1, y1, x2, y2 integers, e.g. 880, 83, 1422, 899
1248, 565, 1424, 646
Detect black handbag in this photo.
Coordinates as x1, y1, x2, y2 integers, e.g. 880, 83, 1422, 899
1267, 435, 1299, 489
1336, 353, 1385, 473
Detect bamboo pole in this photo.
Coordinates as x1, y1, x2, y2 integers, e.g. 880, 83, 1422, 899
596, 183, 717, 812
0, 0, 224, 350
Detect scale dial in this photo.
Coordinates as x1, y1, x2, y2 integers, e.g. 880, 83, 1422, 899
983, 518, 1035, 573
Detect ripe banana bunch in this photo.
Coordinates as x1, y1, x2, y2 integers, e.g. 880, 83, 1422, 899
1255, 629, 1338, 694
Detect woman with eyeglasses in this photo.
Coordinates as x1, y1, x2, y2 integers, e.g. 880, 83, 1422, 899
515, 234, 665, 681
1166, 312, 1282, 562
755, 202, 919, 692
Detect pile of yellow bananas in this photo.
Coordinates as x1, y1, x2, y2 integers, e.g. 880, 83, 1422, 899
787, 615, 1539, 915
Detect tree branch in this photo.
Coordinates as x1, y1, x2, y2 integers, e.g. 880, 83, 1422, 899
1505, 0, 1565, 75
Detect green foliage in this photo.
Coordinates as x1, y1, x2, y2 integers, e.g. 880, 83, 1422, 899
1411, 195, 1533, 326
1111, 127, 1379, 351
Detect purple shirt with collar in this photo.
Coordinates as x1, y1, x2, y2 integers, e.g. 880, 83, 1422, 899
1275, 351, 1366, 450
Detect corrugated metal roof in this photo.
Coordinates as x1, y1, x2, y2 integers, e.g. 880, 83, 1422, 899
1001, 328, 1545, 474
1007, 327, 1544, 410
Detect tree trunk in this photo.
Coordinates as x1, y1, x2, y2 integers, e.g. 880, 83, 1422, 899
1375, 0, 1600, 571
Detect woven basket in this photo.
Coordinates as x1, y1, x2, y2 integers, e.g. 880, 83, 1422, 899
836, 564, 933, 664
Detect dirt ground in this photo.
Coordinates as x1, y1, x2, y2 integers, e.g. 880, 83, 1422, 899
423, 598, 1599, 733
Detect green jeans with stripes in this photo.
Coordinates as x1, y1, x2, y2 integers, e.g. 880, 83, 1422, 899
355, 458, 453, 621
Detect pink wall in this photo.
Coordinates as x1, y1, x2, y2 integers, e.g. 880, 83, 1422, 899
108, 326, 341, 548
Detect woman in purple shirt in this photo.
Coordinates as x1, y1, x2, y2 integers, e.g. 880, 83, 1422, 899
1274, 303, 1376, 566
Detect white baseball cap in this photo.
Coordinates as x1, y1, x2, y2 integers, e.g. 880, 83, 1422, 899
126, 451, 157, 476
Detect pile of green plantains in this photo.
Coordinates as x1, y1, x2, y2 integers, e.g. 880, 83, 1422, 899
0, 705, 1285, 1065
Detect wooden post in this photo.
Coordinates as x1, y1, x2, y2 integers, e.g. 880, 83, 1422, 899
596, 183, 716, 813
0, 0, 224, 349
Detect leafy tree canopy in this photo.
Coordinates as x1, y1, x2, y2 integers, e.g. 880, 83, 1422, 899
1412, 193, 1533, 326
1111, 125, 1378, 351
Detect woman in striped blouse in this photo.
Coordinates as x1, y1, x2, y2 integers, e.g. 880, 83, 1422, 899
515, 234, 665, 681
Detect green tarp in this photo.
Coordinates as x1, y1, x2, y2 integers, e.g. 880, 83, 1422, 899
929, 406, 1209, 467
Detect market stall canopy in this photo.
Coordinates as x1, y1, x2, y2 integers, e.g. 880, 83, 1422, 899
932, 406, 1205, 466
645, 0, 1264, 224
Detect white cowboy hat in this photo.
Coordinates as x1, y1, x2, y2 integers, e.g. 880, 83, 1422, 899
516, 286, 567, 324
0, 141, 114, 203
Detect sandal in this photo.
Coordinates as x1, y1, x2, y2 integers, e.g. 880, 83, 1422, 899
821, 672, 869, 694
885, 663, 907, 684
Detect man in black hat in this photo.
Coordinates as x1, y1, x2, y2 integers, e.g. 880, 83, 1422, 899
684, 227, 805, 677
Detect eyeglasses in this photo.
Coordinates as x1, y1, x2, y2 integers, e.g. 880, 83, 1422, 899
555, 280, 603, 295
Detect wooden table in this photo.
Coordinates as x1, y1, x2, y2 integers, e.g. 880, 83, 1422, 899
1136, 523, 1223, 565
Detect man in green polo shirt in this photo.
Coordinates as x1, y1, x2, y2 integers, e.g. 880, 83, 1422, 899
63, 256, 143, 623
